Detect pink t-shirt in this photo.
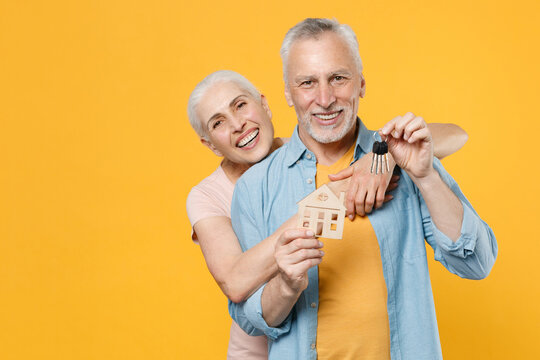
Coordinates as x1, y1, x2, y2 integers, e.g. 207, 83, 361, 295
186, 165, 268, 359
186, 165, 234, 243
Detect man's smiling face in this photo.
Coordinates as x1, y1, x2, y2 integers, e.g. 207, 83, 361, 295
285, 31, 365, 145
196, 81, 274, 165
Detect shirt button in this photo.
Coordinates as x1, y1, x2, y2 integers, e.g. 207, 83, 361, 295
296, 160, 300, 165
306, 178, 313, 184
306, 153, 312, 160
311, 343, 316, 350
311, 302, 317, 308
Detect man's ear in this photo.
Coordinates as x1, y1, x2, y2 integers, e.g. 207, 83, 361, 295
200, 137, 223, 157
359, 73, 366, 98
284, 84, 294, 107
260, 94, 272, 119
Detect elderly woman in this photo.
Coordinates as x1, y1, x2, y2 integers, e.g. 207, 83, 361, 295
186, 70, 467, 359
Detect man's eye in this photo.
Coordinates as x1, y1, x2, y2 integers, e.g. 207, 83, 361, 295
334, 76, 345, 82
300, 80, 313, 87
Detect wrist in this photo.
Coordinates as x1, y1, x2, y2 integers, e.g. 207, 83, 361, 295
278, 273, 304, 299
410, 168, 441, 192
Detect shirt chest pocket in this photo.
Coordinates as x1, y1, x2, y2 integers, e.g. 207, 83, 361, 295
381, 189, 427, 261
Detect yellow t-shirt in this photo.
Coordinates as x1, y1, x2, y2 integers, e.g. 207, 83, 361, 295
315, 144, 391, 359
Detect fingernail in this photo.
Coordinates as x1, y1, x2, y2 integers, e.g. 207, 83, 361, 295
307, 230, 314, 236
318, 241, 323, 247
349, 214, 354, 220
320, 250, 325, 256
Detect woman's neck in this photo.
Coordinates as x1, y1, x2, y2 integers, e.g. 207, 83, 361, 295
221, 137, 284, 184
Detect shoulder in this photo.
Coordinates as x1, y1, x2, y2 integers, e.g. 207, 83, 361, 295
186, 166, 233, 224
236, 143, 290, 189
188, 166, 232, 199
231, 143, 292, 220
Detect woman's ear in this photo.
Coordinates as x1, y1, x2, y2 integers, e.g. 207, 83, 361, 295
200, 137, 223, 157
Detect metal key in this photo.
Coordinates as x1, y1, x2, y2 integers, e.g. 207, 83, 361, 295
370, 140, 389, 174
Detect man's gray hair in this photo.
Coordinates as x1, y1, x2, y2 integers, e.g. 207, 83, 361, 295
187, 70, 261, 138
280, 18, 363, 83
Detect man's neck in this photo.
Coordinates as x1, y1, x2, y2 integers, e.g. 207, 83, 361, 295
299, 124, 358, 166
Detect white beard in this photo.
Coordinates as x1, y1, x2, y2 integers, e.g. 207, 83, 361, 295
297, 107, 356, 144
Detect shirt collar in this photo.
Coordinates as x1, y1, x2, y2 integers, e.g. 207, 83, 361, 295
284, 117, 376, 167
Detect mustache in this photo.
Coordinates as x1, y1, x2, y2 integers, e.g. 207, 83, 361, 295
310, 107, 345, 114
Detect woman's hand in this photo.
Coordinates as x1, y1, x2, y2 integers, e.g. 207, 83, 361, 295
328, 155, 398, 218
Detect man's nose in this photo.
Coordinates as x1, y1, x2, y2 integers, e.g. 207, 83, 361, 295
316, 83, 336, 109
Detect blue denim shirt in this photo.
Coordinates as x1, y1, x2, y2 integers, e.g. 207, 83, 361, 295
229, 120, 497, 360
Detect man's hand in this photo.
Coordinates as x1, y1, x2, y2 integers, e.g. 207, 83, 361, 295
328, 156, 398, 218
274, 229, 323, 294
381, 112, 435, 180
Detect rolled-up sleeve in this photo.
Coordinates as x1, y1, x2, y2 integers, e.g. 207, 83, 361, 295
420, 158, 498, 279
228, 284, 293, 340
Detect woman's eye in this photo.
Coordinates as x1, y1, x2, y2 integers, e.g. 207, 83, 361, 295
237, 101, 246, 109
212, 120, 223, 129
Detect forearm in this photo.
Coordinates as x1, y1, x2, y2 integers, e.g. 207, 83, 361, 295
218, 214, 299, 303
224, 240, 279, 303
410, 169, 463, 241
195, 216, 279, 303
261, 274, 303, 327
428, 123, 468, 159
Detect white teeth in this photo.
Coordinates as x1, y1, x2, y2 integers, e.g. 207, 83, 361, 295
316, 112, 339, 120
238, 129, 259, 148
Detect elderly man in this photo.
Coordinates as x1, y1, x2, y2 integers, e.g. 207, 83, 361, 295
229, 18, 497, 360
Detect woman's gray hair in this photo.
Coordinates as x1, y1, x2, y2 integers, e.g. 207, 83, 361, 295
280, 18, 363, 84
187, 70, 260, 138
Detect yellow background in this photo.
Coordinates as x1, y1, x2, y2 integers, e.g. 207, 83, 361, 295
1, 0, 539, 359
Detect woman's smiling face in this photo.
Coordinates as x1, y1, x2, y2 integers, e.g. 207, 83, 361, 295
197, 81, 274, 165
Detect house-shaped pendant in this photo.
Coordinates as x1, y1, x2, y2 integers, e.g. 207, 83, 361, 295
297, 184, 346, 239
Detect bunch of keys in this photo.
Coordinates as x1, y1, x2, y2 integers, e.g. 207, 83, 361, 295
370, 139, 389, 174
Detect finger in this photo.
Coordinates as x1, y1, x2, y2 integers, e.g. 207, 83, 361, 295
393, 112, 416, 139
380, 116, 400, 137
352, 184, 367, 218
407, 127, 432, 144
383, 194, 394, 203
285, 238, 324, 254
403, 116, 425, 142
290, 257, 323, 275
362, 181, 377, 214
278, 228, 315, 246
345, 179, 360, 219
385, 175, 400, 192
287, 248, 325, 265
328, 166, 353, 181
374, 183, 386, 209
